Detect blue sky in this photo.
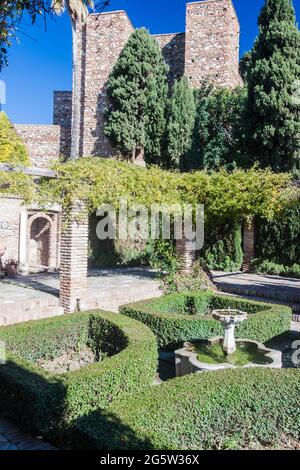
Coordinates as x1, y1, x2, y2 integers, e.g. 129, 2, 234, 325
0, 0, 299, 124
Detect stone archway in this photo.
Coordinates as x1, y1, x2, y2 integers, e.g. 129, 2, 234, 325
29, 216, 52, 268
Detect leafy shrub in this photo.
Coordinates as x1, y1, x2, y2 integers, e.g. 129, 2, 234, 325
202, 222, 243, 272
255, 205, 300, 266
254, 260, 287, 276
285, 264, 300, 279
120, 292, 292, 349
0, 311, 157, 441
161, 260, 213, 294
0, 112, 30, 166
73, 368, 300, 450
252, 259, 300, 279
149, 238, 178, 275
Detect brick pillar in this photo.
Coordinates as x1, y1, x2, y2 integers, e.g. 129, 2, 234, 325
175, 230, 196, 274
242, 219, 255, 273
60, 204, 88, 313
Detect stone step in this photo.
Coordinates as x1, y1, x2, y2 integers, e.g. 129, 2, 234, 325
0, 303, 64, 326
217, 284, 300, 304
217, 285, 300, 322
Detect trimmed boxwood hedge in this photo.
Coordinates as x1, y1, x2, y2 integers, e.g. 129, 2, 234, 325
72, 367, 300, 450
120, 291, 292, 348
0, 310, 157, 442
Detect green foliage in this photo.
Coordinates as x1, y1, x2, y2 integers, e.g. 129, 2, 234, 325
165, 77, 196, 169
38, 159, 293, 224
186, 83, 246, 171
0, 112, 33, 199
120, 292, 292, 349
202, 222, 243, 271
0, 310, 157, 440
256, 203, 300, 265
73, 367, 300, 450
0, 169, 35, 200
161, 260, 212, 295
105, 28, 168, 164
89, 214, 151, 268
0, 111, 30, 165
252, 259, 300, 278
244, 0, 300, 171
149, 239, 178, 276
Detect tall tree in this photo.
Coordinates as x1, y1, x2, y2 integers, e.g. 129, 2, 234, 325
165, 77, 196, 170
244, 0, 300, 172
187, 82, 246, 171
105, 28, 168, 165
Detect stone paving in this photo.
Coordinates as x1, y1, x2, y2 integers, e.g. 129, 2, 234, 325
212, 270, 300, 320
0, 267, 161, 325
0, 418, 55, 450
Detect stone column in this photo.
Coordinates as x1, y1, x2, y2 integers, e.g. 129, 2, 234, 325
18, 211, 28, 275
242, 219, 255, 273
60, 204, 88, 313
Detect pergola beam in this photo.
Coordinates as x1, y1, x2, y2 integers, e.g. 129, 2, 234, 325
0, 163, 56, 178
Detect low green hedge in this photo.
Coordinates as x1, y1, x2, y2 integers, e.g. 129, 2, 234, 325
120, 291, 292, 348
0, 311, 157, 441
72, 367, 300, 450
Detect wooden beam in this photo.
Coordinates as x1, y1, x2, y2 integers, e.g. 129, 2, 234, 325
0, 163, 57, 178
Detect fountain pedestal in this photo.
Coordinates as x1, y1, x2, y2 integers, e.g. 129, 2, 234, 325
212, 309, 248, 355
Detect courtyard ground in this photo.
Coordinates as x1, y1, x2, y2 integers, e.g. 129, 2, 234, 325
212, 270, 300, 325
0, 267, 161, 326
0, 269, 299, 449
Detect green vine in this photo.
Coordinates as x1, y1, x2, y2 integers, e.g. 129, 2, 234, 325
37, 159, 293, 222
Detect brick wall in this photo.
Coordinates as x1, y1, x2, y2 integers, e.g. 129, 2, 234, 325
78, 11, 134, 157
0, 196, 23, 265
185, 0, 242, 88
15, 125, 60, 168
19, 1, 242, 161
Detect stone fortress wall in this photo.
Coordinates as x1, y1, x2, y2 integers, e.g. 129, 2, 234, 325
15, 0, 242, 164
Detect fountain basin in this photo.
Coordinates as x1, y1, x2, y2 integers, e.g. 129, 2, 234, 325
175, 338, 282, 376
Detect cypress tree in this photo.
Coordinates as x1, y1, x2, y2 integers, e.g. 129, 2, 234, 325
105, 28, 168, 165
166, 77, 196, 170
245, 0, 300, 172
187, 83, 246, 171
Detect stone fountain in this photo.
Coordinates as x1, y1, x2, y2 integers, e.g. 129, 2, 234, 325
212, 308, 247, 355
175, 308, 282, 376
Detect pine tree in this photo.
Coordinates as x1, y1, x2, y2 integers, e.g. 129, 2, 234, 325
165, 77, 196, 170
245, 0, 300, 172
105, 28, 168, 165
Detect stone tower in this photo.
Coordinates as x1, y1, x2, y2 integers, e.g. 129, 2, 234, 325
53, 0, 242, 159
